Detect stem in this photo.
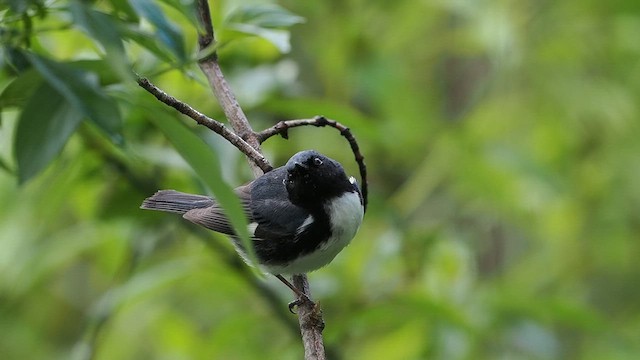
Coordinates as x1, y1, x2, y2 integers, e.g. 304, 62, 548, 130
194, 1, 326, 358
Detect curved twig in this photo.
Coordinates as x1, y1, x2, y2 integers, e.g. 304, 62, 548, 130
257, 116, 368, 212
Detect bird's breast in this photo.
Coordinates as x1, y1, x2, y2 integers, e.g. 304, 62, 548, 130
323, 191, 364, 250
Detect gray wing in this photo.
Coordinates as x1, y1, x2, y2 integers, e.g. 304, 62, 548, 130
182, 185, 252, 236
183, 168, 310, 241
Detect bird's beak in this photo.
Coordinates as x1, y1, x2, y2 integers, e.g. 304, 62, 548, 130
294, 162, 308, 171
287, 162, 308, 177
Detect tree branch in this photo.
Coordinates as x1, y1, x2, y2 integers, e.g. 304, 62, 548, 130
138, 77, 272, 172
293, 275, 326, 359
194, 1, 326, 359
136, 77, 272, 173
195, 0, 264, 177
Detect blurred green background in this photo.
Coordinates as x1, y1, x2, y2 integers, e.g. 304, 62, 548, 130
1, 0, 640, 359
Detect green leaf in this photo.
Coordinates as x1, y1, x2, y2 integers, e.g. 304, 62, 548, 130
223, 4, 304, 53
0, 156, 13, 174
23, 52, 123, 143
147, 115, 257, 269
225, 24, 292, 53
70, 60, 122, 86
128, 0, 187, 63
4, 0, 38, 14
70, 2, 132, 81
0, 68, 42, 109
226, 4, 305, 29
14, 82, 83, 183
157, 0, 199, 28
2, 46, 31, 72
119, 26, 176, 64
107, 0, 140, 22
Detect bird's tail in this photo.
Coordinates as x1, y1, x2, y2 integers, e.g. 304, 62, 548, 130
140, 190, 215, 215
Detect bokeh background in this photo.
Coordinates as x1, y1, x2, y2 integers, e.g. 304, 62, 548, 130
1, 0, 639, 359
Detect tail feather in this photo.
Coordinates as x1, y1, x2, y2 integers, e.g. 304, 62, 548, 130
141, 190, 215, 215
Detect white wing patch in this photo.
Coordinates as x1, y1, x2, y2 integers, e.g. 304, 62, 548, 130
296, 215, 315, 236
247, 222, 259, 237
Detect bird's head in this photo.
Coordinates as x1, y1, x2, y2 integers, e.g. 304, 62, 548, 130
284, 150, 351, 208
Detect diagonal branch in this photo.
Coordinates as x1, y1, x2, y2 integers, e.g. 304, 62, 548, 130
136, 76, 272, 173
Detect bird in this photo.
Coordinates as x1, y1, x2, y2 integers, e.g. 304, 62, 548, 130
141, 150, 364, 280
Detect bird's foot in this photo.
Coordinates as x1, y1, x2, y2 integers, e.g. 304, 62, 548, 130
288, 293, 315, 314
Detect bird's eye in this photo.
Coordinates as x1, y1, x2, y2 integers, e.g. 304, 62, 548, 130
313, 158, 323, 166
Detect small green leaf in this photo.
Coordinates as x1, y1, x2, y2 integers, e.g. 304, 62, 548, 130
5, 0, 34, 14
128, 0, 187, 63
71, 60, 122, 86
24, 52, 123, 143
147, 115, 257, 268
15, 82, 83, 183
196, 41, 220, 62
157, 0, 199, 28
119, 26, 176, 64
107, 0, 140, 22
70, 2, 132, 81
222, 5, 304, 53
0, 68, 42, 109
226, 4, 305, 29
225, 24, 292, 53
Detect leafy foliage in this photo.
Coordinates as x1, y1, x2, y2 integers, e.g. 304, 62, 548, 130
1, 0, 640, 359
15, 81, 83, 182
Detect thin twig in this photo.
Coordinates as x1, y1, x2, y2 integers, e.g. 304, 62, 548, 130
257, 116, 368, 212
136, 76, 272, 173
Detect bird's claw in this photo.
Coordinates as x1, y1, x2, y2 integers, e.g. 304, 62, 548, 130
288, 294, 314, 314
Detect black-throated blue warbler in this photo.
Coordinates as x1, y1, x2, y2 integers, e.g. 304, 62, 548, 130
141, 150, 364, 277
